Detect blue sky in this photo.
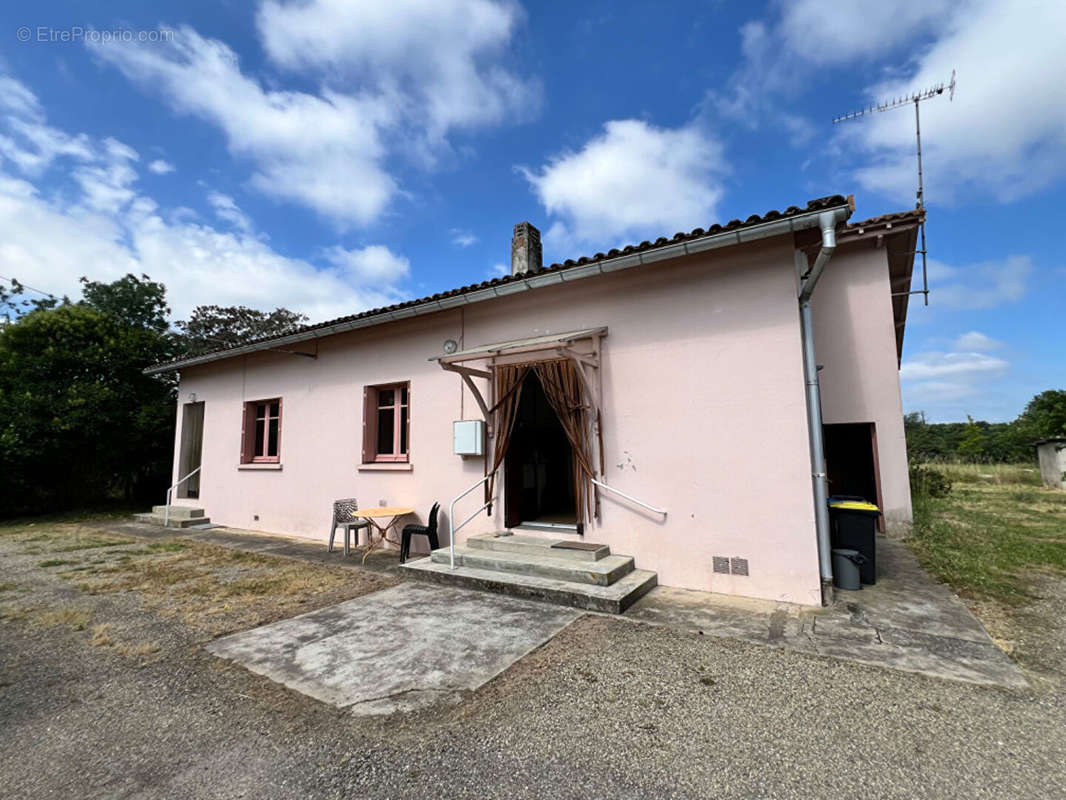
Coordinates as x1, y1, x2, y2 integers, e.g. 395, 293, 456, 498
0, 0, 1061, 423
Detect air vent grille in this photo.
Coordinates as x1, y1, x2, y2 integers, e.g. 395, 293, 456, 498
730, 557, 749, 577
712, 556, 730, 574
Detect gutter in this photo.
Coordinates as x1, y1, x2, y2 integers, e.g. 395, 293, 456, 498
796, 208, 851, 605
145, 200, 854, 375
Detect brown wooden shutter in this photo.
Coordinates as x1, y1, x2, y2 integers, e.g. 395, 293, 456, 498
404, 382, 411, 460
275, 398, 283, 461
361, 386, 377, 463
239, 402, 249, 464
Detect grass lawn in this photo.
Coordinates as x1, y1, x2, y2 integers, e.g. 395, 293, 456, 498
910, 462, 1066, 607
0, 519, 398, 648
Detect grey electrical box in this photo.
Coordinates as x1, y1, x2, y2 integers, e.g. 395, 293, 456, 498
453, 420, 485, 456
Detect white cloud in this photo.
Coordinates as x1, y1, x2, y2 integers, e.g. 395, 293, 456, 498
953, 331, 1002, 352
713, 1, 1066, 205
322, 244, 410, 283
256, 0, 538, 148
900, 351, 1008, 382
926, 255, 1031, 310
147, 158, 175, 175
91, 4, 536, 225
777, 0, 956, 65
0, 75, 407, 321
836, 1, 1066, 204
206, 191, 254, 234
901, 344, 1010, 418
90, 27, 396, 227
489, 262, 508, 278
520, 119, 725, 252
450, 228, 478, 248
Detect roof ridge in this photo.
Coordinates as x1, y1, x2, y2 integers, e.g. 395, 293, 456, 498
149, 195, 852, 371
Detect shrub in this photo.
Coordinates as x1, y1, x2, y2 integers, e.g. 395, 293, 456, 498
910, 465, 952, 498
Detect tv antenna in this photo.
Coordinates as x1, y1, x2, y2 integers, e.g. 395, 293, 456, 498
833, 69, 956, 306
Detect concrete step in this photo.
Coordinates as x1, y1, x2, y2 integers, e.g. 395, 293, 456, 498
466, 532, 610, 562
401, 557, 657, 614
151, 505, 205, 519
429, 545, 633, 587
134, 512, 212, 529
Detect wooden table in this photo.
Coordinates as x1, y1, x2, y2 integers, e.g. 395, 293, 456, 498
356, 506, 415, 563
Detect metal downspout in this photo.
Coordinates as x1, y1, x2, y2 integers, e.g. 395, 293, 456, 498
798, 210, 848, 605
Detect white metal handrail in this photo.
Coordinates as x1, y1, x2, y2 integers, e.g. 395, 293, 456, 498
591, 477, 667, 518
448, 468, 499, 569
163, 466, 201, 527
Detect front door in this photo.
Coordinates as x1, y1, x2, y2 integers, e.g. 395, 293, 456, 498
504, 372, 576, 529
177, 402, 205, 499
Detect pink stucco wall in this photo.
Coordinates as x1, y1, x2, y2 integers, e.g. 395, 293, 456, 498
167, 234, 907, 606
812, 241, 913, 530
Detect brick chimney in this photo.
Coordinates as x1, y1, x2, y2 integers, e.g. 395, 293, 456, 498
511, 221, 542, 276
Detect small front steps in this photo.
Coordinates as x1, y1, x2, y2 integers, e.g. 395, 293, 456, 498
401, 532, 657, 614
133, 505, 212, 529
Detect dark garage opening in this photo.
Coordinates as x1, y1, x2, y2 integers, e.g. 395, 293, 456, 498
823, 422, 884, 532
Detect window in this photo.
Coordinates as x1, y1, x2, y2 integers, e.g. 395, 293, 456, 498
242, 399, 281, 463
363, 383, 409, 463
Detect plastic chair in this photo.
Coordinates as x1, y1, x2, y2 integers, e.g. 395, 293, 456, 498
329, 498, 370, 556
400, 502, 440, 563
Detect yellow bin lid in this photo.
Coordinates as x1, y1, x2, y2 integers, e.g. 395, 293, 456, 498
829, 500, 879, 512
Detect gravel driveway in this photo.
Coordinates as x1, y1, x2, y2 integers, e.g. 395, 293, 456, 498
2, 523, 1065, 799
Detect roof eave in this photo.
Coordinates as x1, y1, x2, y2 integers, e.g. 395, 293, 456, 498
145, 198, 854, 375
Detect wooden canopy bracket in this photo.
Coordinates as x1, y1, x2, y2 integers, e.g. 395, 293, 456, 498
440, 362, 492, 418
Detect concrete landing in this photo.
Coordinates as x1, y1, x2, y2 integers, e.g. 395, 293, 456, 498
628, 538, 1028, 690
207, 582, 580, 715
402, 555, 657, 614
133, 512, 212, 528
466, 532, 610, 561
432, 545, 635, 586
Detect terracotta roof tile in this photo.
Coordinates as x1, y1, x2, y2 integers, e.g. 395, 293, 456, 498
150, 194, 851, 371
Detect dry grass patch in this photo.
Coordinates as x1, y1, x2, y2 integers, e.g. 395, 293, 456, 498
66, 539, 398, 637
36, 606, 92, 631
115, 641, 161, 659
2, 522, 133, 555
90, 623, 114, 647
0, 602, 32, 622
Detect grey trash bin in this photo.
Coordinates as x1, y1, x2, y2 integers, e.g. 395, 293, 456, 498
832, 548, 866, 591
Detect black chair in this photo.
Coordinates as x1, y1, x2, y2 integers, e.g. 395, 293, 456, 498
400, 502, 440, 564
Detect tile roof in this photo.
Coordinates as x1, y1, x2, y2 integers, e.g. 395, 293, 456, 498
148, 195, 851, 372
842, 208, 924, 235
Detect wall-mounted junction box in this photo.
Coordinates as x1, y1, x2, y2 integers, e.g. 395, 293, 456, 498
453, 420, 485, 456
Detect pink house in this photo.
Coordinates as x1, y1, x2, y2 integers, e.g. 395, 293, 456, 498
147, 195, 921, 609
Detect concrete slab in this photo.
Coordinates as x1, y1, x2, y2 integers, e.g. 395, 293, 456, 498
207, 583, 581, 715
628, 537, 1028, 690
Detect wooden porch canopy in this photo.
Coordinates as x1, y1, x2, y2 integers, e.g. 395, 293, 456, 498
432, 327, 608, 524
430, 327, 607, 422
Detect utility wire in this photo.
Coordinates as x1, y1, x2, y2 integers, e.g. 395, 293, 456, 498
0, 274, 58, 299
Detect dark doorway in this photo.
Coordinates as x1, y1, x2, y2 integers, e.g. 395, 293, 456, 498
177, 402, 205, 499
823, 422, 884, 532
504, 371, 576, 529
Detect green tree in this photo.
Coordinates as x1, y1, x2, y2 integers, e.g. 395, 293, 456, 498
80, 274, 170, 333
1019, 390, 1066, 440
0, 279, 175, 516
177, 305, 308, 355
958, 415, 986, 462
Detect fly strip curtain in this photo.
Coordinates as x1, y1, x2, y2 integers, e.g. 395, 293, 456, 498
533, 358, 596, 526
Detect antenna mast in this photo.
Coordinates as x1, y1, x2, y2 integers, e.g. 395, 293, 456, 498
833, 69, 956, 306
